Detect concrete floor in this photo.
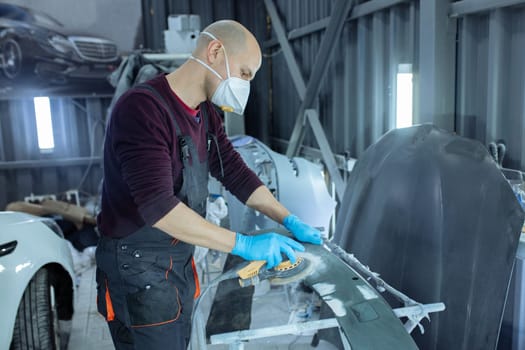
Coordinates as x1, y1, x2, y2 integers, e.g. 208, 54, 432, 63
67, 252, 340, 350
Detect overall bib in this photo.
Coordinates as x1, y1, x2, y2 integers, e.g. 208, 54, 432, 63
96, 84, 216, 349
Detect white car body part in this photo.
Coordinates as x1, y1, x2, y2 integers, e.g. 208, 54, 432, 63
226, 136, 336, 234
0, 211, 75, 349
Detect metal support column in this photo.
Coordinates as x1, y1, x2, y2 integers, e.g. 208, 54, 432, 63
285, 0, 356, 158
522, 58, 525, 170
263, 0, 353, 200
456, 16, 470, 137
372, 12, 386, 143
263, 0, 306, 100
418, 0, 457, 130
486, 9, 507, 144
305, 109, 346, 201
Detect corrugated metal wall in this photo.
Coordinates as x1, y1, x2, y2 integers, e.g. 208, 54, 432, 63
142, 0, 241, 50
455, 5, 525, 171
144, 0, 525, 170
142, 0, 419, 158
0, 97, 110, 209
4, 0, 525, 208
266, 0, 418, 158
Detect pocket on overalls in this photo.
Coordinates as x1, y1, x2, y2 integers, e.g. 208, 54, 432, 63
126, 279, 181, 327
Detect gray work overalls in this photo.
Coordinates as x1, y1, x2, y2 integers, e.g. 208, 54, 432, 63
96, 83, 220, 349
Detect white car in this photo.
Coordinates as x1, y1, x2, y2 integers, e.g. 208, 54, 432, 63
0, 211, 75, 350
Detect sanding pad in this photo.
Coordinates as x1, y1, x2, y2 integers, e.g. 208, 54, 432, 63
269, 255, 313, 285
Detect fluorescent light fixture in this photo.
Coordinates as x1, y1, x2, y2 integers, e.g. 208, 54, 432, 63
395, 64, 413, 129
33, 96, 55, 152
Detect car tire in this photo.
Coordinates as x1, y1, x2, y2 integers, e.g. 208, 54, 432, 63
1, 37, 22, 79
10, 268, 63, 350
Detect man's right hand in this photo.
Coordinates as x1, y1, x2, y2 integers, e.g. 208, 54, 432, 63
231, 232, 305, 269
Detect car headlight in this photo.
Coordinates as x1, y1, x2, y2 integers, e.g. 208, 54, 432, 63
48, 34, 74, 54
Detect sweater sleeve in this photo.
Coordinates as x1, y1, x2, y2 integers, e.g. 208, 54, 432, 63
207, 104, 264, 203
110, 92, 180, 225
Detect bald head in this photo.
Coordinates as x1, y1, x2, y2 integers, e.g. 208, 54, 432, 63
193, 20, 262, 73
196, 20, 248, 54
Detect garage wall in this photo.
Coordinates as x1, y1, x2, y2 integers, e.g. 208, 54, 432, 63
0, 97, 109, 209
264, 0, 418, 158
141, 0, 243, 50
3, 0, 525, 209
142, 0, 418, 157
455, 5, 525, 171
143, 0, 525, 173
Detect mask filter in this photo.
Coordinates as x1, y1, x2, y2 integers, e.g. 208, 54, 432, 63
190, 31, 250, 115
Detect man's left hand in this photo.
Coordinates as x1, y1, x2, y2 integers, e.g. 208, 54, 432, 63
283, 214, 322, 245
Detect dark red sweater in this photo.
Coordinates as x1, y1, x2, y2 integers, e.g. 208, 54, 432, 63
98, 75, 263, 238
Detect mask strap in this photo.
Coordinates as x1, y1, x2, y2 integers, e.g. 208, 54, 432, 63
189, 55, 223, 81
201, 31, 231, 79
201, 31, 217, 41
222, 48, 231, 78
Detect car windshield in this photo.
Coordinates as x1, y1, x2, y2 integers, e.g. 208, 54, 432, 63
0, 4, 29, 21
0, 3, 63, 28
31, 11, 63, 28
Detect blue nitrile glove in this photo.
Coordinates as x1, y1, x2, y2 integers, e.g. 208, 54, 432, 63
283, 214, 322, 245
231, 232, 305, 269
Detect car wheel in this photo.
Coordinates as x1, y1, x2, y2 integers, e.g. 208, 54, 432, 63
10, 268, 63, 350
1, 38, 22, 79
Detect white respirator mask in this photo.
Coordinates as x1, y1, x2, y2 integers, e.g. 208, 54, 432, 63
190, 31, 250, 115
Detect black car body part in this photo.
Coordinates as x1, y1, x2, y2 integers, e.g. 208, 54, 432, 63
0, 3, 119, 81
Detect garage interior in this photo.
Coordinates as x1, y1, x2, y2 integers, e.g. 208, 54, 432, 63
1, 0, 525, 349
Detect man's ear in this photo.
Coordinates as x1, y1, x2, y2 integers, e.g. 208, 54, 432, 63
207, 40, 223, 63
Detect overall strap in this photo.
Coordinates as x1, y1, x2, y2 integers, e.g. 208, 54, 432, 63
200, 103, 225, 179
199, 101, 210, 134
134, 83, 183, 137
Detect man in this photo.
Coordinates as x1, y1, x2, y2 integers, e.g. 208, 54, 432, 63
96, 20, 322, 349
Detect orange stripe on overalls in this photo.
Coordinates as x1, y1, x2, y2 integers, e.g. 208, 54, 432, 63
191, 257, 200, 299
105, 279, 115, 321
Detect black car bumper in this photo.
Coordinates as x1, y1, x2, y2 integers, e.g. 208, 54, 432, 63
34, 55, 119, 81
